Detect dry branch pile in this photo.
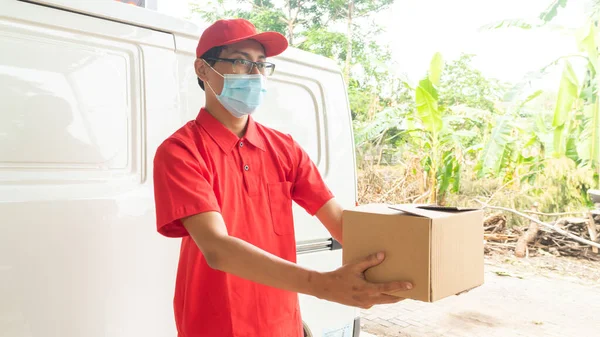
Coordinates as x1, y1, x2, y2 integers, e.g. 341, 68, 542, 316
483, 212, 600, 261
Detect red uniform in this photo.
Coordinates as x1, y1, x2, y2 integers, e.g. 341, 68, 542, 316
153, 109, 334, 336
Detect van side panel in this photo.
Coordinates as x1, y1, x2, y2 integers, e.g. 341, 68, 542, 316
0, 1, 359, 335
0, 2, 180, 336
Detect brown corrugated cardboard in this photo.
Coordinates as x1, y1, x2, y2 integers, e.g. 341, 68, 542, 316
342, 203, 484, 302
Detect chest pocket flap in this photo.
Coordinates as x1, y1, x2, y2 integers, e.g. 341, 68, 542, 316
267, 181, 294, 236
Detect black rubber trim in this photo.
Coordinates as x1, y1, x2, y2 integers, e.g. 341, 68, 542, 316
331, 238, 342, 251
353, 317, 361, 337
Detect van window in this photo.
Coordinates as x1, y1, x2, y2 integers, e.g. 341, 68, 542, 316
255, 80, 321, 164
0, 31, 132, 171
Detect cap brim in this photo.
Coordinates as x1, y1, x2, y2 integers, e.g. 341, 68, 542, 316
222, 31, 289, 57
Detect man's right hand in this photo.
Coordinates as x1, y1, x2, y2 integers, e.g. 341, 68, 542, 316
311, 251, 412, 309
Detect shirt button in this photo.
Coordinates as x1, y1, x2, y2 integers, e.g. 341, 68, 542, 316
244, 164, 249, 171
239, 141, 244, 148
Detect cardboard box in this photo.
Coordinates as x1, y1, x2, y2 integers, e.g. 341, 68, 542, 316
342, 203, 484, 302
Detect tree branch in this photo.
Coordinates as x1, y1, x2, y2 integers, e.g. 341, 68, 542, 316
523, 210, 589, 217
355, 4, 391, 18
291, 0, 304, 27
475, 200, 600, 250
245, 0, 265, 10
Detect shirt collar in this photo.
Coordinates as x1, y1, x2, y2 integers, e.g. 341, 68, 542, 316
195, 109, 266, 153
244, 114, 266, 151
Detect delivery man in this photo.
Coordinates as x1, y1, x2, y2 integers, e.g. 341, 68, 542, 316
152, 18, 413, 337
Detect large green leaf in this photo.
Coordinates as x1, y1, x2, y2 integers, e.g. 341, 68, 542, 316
478, 19, 536, 31
577, 103, 600, 165
353, 107, 405, 145
438, 149, 461, 196
552, 61, 579, 127
501, 142, 517, 177
523, 135, 540, 152
566, 135, 579, 163
577, 20, 598, 73
429, 52, 444, 87
539, 0, 568, 23
519, 90, 544, 109
477, 116, 513, 177
418, 77, 439, 101
552, 61, 579, 155
452, 159, 461, 193
416, 79, 443, 134
580, 70, 597, 102
553, 125, 566, 157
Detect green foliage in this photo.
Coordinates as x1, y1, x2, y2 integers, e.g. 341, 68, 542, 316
578, 103, 600, 164
238, 8, 288, 36
532, 157, 595, 213
479, 19, 537, 31
314, 0, 394, 20
539, 0, 568, 23
191, 0, 397, 123
552, 60, 579, 157
429, 53, 444, 86
415, 78, 442, 134
297, 28, 347, 60
477, 116, 514, 178
190, 0, 599, 214
438, 54, 505, 112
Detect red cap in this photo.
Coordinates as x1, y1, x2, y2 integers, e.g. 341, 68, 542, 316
196, 18, 288, 58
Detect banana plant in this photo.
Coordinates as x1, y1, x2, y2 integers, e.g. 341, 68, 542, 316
411, 52, 478, 204
574, 19, 600, 169
355, 52, 476, 204
476, 85, 552, 185
480, 6, 600, 186
541, 17, 599, 188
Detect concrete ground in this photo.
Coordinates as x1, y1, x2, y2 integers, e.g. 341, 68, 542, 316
360, 255, 600, 337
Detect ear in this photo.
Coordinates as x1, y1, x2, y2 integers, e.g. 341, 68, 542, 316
195, 58, 209, 82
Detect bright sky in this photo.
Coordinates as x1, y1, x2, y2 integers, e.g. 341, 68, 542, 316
157, 0, 591, 89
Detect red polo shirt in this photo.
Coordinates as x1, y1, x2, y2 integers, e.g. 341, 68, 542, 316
152, 108, 334, 337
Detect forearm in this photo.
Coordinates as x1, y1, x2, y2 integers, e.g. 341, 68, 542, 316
329, 224, 343, 245
210, 235, 321, 296
316, 198, 344, 245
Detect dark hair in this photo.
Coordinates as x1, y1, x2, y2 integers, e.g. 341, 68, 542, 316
198, 45, 226, 91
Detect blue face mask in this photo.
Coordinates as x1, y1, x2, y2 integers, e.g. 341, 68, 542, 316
204, 64, 267, 118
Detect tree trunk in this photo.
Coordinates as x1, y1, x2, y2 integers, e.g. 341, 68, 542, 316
587, 212, 599, 254
515, 204, 540, 258
344, 0, 354, 86
286, 0, 294, 45
428, 170, 437, 204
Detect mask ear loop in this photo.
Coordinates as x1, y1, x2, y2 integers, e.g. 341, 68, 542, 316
201, 59, 224, 96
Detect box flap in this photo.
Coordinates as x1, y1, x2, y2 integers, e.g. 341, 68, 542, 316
350, 203, 404, 216
389, 204, 481, 219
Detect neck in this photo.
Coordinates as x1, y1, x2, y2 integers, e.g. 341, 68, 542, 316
205, 100, 248, 138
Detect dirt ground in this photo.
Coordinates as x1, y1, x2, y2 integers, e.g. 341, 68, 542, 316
484, 251, 600, 285
360, 253, 600, 337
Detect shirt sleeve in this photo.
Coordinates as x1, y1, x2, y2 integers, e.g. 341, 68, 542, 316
152, 137, 221, 237
290, 138, 334, 215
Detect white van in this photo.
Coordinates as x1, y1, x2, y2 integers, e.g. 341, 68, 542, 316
0, 1, 360, 336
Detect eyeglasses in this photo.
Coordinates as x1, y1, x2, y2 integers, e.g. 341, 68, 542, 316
204, 57, 276, 77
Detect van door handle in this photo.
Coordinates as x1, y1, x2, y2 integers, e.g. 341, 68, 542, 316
297, 238, 342, 254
